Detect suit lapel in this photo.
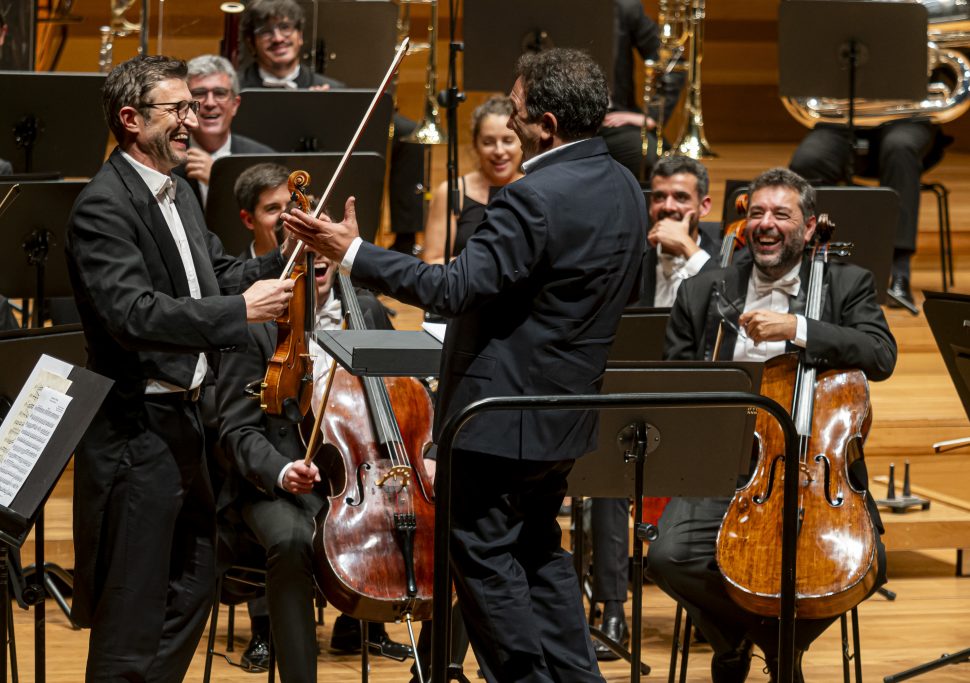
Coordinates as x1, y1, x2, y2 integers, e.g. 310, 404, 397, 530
174, 181, 221, 296
109, 150, 190, 298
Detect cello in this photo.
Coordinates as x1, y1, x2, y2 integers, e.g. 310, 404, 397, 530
715, 215, 880, 619
286, 174, 437, 634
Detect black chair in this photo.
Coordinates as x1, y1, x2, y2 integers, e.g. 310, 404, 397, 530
202, 564, 276, 683
668, 603, 864, 683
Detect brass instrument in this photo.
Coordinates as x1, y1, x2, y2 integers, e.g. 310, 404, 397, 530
403, 0, 445, 145
98, 0, 149, 73
641, 0, 688, 160
219, 1, 246, 67
671, 0, 715, 158
783, 1, 970, 128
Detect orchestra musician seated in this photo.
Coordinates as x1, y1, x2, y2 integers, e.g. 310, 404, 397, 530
647, 167, 897, 682
172, 54, 274, 209
213, 162, 408, 681
422, 95, 523, 265
590, 155, 719, 660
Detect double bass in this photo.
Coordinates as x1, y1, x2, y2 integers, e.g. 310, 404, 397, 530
715, 216, 880, 619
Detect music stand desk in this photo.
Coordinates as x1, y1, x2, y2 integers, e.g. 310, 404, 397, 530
315, 330, 441, 378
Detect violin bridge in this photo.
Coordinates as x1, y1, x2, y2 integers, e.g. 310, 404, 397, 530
377, 465, 412, 488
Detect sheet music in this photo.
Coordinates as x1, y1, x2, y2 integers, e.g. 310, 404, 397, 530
0, 356, 73, 507
422, 322, 446, 344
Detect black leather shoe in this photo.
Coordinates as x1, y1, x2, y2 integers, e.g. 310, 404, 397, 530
241, 634, 270, 672
711, 639, 753, 683
593, 615, 630, 661
330, 615, 413, 661
887, 275, 917, 312
368, 630, 413, 661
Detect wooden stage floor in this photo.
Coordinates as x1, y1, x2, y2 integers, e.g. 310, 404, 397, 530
10, 143, 970, 681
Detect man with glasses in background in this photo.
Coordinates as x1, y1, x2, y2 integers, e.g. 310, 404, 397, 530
174, 54, 275, 208
66, 54, 296, 682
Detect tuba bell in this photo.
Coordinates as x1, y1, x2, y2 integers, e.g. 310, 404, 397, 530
783, 0, 970, 128
98, 0, 149, 73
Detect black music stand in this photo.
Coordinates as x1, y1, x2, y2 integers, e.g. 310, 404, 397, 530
778, 2, 927, 191
610, 307, 670, 363
925, 291, 970, 456
204, 152, 387, 255
721, 181, 898, 306
0, 326, 112, 683
308, 1, 398, 87
0, 72, 108, 177
0, 181, 84, 326
462, 0, 614, 92
316, 330, 441, 377
232, 90, 394, 154
429, 375, 807, 683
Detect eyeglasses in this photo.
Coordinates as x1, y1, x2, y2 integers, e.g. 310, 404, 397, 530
712, 282, 749, 341
141, 99, 201, 121
189, 87, 234, 103
255, 20, 298, 39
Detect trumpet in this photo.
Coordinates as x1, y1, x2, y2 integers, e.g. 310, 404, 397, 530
98, 0, 149, 73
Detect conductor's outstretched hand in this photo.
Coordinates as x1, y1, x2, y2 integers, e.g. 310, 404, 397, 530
281, 196, 359, 264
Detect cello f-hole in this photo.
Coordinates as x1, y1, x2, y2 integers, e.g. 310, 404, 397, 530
347, 463, 371, 507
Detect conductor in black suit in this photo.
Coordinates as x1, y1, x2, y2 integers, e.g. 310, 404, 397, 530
173, 54, 274, 208
282, 48, 647, 682
65, 55, 295, 682
649, 168, 896, 683
589, 155, 719, 659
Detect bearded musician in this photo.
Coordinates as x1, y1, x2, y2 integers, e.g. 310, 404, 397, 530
648, 168, 896, 683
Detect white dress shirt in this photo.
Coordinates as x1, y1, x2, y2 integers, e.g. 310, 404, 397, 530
259, 65, 301, 89
653, 238, 710, 307
732, 263, 808, 362
121, 151, 207, 393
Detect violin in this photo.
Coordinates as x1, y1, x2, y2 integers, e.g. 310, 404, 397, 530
287, 174, 437, 626
261, 172, 316, 422
715, 216, 879, 619
261, 37, 411, 420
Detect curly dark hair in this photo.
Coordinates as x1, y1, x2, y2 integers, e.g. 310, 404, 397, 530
748, 167, 816, 221
513, 48, 608, 141
241, 0, 305, 48
102, 55, 187, 144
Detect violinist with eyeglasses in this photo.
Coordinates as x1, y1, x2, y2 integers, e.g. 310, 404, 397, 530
649, 168, 896, 683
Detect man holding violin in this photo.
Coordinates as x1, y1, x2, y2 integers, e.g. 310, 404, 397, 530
281, 48, 646, 683
650, 168, 897, 682
66, 55, 295, 682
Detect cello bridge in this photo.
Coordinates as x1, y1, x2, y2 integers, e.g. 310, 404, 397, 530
377, 465, 412, 488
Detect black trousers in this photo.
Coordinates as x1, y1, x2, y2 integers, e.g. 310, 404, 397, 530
241, 491, 325, 683
589, 497, 629, 604
450, 450, 603, 683
81, 400, 215, 683
789, 120, 935, 260
647, 495, 887, 660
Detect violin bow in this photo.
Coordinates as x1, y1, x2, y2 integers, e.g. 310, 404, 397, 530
280, 37, 411, 280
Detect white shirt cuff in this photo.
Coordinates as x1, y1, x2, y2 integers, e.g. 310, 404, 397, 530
277, 461, 295, 490
682, 249, 711, 278
341, 237, 363, 273
794, 314, 808, 348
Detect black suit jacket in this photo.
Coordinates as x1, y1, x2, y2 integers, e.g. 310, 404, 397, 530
351, 138, 646, 461
173, 133, 276, 207
664, 257, 897, 382
66, 148, 284, 400
636, 220, 722, 307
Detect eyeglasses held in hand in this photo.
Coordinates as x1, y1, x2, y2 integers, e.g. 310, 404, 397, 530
141, 99, 201, 121
712, 283, 748, 341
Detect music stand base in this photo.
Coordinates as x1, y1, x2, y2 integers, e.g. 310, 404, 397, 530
884, 647, 970, 682
933, 436, 970, 453
887, 289, 920, 315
